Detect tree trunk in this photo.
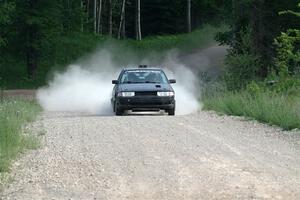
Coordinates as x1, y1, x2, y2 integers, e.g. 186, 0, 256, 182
108, 0, 112, 36
251, 0, 268, 77
118, 0, 126, 39
232, 0, 236, 47
26, 26, 38, 79
94, 0, 97, 33
97, 0, 102, 34
67, 0, 71, 32
81, 0, 84, 32
136, 0, 142, 40
187, 0, 191, 33
122, 3, 126, 38
87, 0, 90, 21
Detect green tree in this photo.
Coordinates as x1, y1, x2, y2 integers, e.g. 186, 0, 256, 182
280, 2, 300, 17
274, 29, 300, 76
275, 2, 300, 76
13, 0, 63, 79
0, 1, 15, 47
218, 0, 300, 90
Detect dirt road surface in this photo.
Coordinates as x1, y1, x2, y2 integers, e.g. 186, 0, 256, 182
1, 111, 300, 200
1, 90, 36, 100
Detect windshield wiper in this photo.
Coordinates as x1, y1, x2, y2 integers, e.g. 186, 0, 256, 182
123, 81, 141, 84
123, 81, 161, 84
145, 81, 161, 84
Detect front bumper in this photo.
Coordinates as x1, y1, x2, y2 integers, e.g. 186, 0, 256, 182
116, 96, 175, 111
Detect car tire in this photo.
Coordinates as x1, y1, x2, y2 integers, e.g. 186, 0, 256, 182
167, 108, 175, 116
115, 106, 123, 116
113, 101, 117, 112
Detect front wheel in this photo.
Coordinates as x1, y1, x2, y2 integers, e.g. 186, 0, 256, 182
114, 102, 123, 116
115, 106, 123, 116
167, 108, 175, 116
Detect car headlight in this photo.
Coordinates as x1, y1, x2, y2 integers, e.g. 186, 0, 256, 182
157, 91, 175, 97
117, 92, 135, 97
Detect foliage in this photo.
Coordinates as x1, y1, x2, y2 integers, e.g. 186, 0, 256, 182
219, 0, 300, 82
127, 24, 226, 53
224, 52, 260, 90
267, 76, 300, 96
202, 73, 300, 130
221, 27, 261, 90
274, 29, 300, 76
0, 0, 231, 80
0, 1, 15, 48
202, 1, 300, 129
0, 98, 41, 172
1, 24, 225, 89
279, 2, 300, 17
132, 0, 229, 37
245, 81, 262, 95
2, 0, 300, 94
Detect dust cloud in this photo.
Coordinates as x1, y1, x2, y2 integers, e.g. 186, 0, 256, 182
37, 45, 217, 115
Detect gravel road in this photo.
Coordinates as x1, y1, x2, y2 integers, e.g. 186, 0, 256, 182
1, 111, 300, 200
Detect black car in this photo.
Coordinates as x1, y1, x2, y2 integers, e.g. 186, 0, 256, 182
111, 66, 176, 116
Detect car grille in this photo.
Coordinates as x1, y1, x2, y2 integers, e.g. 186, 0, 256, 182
135, 91, 157, 96
130, 98, 164, 105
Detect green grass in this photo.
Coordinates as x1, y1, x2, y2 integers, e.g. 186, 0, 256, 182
203, 91, 300, 130
0, 24, 227, 89
0, 98, 41, 172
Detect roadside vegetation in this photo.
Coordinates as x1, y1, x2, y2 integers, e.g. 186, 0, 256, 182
0, 98, 41, 173
202, 43, 300, 130
202, 87, 300, 130
201, 2, 300, 130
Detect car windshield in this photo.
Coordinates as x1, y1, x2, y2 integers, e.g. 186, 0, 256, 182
120, 70, 168, 84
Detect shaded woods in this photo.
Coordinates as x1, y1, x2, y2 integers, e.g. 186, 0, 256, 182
0, 0, 299, 90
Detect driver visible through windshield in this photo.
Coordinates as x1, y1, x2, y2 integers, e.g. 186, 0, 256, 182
120, 70, 168, 84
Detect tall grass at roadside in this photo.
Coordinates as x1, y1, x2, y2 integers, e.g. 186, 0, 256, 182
0, 99, 41, 172
203, 91, 300, 130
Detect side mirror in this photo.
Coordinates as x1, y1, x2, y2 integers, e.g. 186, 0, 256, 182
169, 79, 176, 84
112, 80, 119, 84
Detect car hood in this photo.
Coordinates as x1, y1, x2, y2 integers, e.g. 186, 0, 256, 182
118, 83, 173, 92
